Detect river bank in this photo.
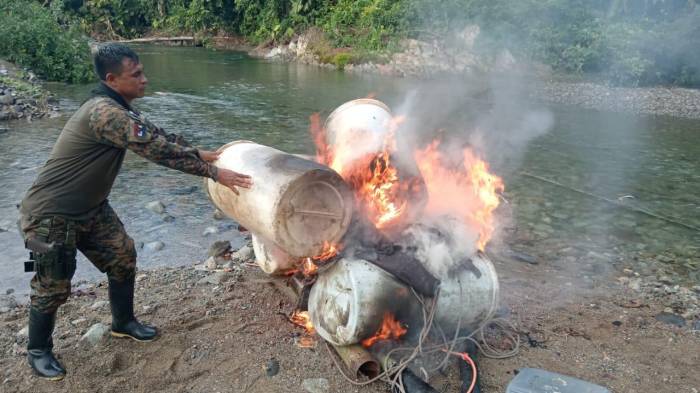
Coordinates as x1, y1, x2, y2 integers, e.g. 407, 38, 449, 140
0, 60, 59, 122
0, 237, 698, 392
209, 29, 700, 120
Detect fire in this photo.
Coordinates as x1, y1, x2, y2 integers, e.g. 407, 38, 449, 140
313, 241, 340, 261
290, 309, 316, 348
310, 107, 504, 251
301, 258, 318, 276
361, 312, 407, 348
290, 310, 315, 334
311, 115, 412, 231
414, 141, 504, 251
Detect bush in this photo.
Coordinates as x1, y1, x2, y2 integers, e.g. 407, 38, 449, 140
316, 0, 407, 50
0, 0, 93, 83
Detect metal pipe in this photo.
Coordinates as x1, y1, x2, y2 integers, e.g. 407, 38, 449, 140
331, 344, 380, 380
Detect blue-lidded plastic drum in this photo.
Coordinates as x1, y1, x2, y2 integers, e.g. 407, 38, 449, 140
506, 368, 612, 393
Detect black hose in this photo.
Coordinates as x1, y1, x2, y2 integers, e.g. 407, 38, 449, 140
393, 368, 439, 393
457, 340, 481, 393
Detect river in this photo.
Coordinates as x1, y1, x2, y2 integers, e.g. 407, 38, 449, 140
1, 45, 698, 299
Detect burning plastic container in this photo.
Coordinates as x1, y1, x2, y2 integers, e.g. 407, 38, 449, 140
324, 98, 428, 235
432, 253, 500, 334
323, 98, 394, 172
251, 233, 299, 275
308, 252, 499, 346
308, 257, 418, 346
205, 141, 354, 257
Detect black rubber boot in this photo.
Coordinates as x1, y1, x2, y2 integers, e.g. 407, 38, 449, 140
108, 276, 157, 342
27, 308, 66, 381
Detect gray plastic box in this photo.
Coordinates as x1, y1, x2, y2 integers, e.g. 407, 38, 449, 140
506, 368, 612, 393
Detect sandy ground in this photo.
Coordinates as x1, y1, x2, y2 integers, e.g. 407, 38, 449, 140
1, 238, 698, 393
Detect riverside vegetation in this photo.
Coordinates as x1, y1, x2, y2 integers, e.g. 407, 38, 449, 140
1, 0, 699, 87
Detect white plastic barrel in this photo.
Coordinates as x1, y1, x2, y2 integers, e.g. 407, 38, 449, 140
308, 254, 499, 345
251, 233, 300, 275
433, 253, 500, 334
205, 141, 354, 257
308, 258, 417, 346
324, 99, 428, 234
323, 99, 394, 174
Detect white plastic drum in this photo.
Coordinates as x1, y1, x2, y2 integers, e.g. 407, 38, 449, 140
251, 233, 300, 275
205, 141, 354, 257
323, 99, 394, 174
433, 254, 500, 334
308, 258, 416, 346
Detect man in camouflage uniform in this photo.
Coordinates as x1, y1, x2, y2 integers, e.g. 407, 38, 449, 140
18, 43, 252, 380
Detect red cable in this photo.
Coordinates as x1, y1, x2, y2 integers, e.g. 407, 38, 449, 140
459, 352, 477, 393
443, 350, 478, 393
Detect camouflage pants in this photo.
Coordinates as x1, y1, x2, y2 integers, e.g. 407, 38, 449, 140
20, 203, 136, 314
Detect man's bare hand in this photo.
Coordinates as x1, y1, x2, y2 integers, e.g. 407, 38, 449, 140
198, 150, 221, 163
216, 168, 253, 195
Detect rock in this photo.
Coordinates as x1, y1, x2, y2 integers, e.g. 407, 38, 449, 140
302, 378, 329, 393
655, 312, 686, 328
222, 261, 235, 270
145, 201, 165, 214
217, 222, 236, 233
692, 320, 700, 331
144, 241, 165, 252
204, 256, 218, 270
658, 276, 674, 285
71, 318, 88, 326
265, 358, 280, 377
231, 245, 253, 261
208, 240, 231, 258
81, 323, 110, 346
202, 226, 219, 236
628, 278, 641, 291
197, 271, 229, 285
17, 326, 28, 338
213, 209, 227, 220
162, 214, 175, 223
0, 94, 14, 105
5, 288, 14, 295
0, 295, 17, 309
90, 300, 109, 310
509, 250, 538, 265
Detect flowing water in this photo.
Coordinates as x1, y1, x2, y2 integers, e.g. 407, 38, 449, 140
0, 45, 698, 298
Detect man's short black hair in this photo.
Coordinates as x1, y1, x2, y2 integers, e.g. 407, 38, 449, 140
93, 43, 140, 81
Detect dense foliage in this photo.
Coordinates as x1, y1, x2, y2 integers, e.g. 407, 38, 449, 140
2, 0, 699, 86
0, 0, 93, 83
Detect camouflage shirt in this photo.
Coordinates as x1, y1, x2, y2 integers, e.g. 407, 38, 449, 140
20, 96, 218, 220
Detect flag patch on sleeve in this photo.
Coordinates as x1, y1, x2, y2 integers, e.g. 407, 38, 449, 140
129, 121, 150, 142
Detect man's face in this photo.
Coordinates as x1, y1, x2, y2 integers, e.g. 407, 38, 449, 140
106, 58, 148, 101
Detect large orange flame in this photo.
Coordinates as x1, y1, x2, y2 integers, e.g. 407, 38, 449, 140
361, 312, 407, 348
311, 115, 412, 231
414, 140, 504, 251
310, 110, 504, 251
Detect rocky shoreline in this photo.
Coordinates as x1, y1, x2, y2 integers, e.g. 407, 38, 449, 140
0, 235, 698, 392
0, 60, 59, 122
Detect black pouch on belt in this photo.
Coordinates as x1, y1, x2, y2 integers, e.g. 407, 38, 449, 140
24, 217, 77, 280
